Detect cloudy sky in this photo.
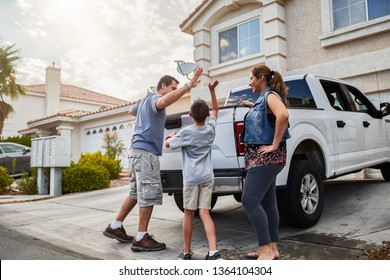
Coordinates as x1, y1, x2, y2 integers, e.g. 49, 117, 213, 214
0, 0, 200, 101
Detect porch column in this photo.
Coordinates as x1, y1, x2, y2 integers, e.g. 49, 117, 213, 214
263, 0, 287, 74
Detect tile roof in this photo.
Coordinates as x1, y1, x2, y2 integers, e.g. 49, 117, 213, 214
180, 0, 209, 29
26, 102, 136, 124
24, 84, 128, 106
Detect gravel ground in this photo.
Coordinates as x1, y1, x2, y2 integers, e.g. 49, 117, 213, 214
363, 241, 390, 260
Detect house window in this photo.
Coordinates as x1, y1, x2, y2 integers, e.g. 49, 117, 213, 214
333, 0, 390, 30
368, 0, 390, 19
219, 18, 260, 64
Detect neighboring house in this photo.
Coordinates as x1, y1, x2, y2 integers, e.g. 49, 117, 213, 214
21, 103, 136, 168
13, 66, 134, 167
180, 0, 389, 106
3, 66, 128, 138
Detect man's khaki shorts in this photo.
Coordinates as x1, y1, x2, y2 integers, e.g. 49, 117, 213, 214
129, 149, 162, 207
183, 181, 214, 210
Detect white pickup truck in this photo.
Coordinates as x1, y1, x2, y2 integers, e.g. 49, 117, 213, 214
160, 74, 390, 228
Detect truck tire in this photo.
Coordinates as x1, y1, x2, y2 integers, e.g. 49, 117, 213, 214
173, 193, 218, 213
380, 163, 390, 181
277, 159, 324, 228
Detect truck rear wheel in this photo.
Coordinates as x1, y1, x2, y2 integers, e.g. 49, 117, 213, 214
380, 162, 390, 181
173, 193, 218, 213
277, 159, 324, 228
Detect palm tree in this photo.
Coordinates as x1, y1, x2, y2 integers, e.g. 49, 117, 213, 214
0, 43, 26, 136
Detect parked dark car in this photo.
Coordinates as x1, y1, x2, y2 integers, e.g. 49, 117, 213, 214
0, 142, 31, 177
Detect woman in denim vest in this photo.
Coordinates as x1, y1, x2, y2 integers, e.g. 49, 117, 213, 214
240, 64, 290, 260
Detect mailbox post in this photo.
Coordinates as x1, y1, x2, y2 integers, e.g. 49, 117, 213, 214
31, 136, 71, 196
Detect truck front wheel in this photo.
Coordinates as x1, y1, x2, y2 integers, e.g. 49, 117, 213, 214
173, 193, 218, 213
277, 159, 324, 228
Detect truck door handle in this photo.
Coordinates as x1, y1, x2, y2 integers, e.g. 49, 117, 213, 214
337, 121, 346, 128
363, 121, 370, 127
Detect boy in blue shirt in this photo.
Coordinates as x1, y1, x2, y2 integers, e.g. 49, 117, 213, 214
165, 80, 221, 260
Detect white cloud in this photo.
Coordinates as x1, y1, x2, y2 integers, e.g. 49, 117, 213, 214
15, 0, 33, 10
26, 27, 47, 38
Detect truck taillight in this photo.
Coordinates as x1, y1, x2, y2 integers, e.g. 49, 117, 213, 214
234, 121, 245, 156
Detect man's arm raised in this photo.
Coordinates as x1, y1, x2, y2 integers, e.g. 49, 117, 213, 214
156, 68, 203, 111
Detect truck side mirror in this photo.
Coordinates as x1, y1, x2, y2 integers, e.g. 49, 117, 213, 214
380, 102, 390, 117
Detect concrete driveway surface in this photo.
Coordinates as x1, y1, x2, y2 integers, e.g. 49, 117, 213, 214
0, 177, 389, 260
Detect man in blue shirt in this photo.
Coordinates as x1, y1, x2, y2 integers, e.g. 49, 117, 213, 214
103, 68, 203, 252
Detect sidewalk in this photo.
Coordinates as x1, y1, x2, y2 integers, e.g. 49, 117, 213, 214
0, 194, 53, 204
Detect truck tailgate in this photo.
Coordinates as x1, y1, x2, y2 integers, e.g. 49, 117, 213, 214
160, 107, 243, 170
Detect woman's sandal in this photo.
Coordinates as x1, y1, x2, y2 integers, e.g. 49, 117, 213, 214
245, 251, 279, 260
245, 251, 259, 260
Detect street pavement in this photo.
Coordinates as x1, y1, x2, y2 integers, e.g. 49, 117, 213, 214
0, 177, 389, 260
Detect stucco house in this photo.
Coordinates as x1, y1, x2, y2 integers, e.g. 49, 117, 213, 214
10, 66, 134, 167
3, 66, 129, 138
181, 0, 389, 106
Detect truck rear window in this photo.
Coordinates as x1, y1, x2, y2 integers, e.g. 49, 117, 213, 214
226, 88, 257, 106
226, 78, 316, 109
286, 79, 316, 108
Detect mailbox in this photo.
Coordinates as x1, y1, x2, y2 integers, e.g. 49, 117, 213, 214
31, 136, 70, 167
31, 136, 71, 196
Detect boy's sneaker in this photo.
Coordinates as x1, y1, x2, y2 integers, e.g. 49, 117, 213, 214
131, 233, 166, 252
205, 251, 223, 260
178, 251, 192, 260
103, 223, 134, 243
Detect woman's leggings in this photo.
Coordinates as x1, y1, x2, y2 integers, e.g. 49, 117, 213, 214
242, 164, 284, 246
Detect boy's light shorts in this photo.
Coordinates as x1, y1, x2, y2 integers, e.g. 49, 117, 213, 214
183, 181, 214, 210
129, 148, 163, 207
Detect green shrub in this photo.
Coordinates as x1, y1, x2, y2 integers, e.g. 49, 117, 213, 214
78, 151, 121, 179
0, 166, 14, 192
17, 168, 38, 195
62, 163, 110, 194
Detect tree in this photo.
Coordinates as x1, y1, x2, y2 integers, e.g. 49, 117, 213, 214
0, 43, 26, 136
102, 131, 125, 160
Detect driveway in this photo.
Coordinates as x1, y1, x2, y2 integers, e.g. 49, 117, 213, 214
0, 177, 388, 260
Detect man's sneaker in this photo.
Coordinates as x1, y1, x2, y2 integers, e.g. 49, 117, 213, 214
103, 223, 134, 243
131, 233, 166, 252
178, 251, 192, 260
205, 251, 223, 260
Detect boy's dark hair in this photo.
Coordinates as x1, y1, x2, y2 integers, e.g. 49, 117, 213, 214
190, 99, 209, 123
157, 75, 179, 90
